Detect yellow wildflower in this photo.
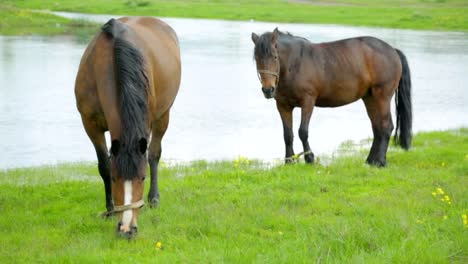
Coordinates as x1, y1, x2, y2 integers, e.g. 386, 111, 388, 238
444, 195, 450, 201
436, 188, 444, 195
432, 192, 437, 196
443, 215, 448, 220
462, 214, 467, 220
441, 162, 445, 167
278, 231, 284, 236
156, 241, 163, 250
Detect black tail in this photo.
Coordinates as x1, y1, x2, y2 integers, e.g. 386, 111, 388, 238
102, 19, 149, 179
394, 49, 412, 150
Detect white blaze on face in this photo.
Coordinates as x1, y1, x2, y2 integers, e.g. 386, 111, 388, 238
121, 180, 133, 231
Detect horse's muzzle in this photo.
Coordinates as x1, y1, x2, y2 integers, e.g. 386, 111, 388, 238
117, 221, 138, 239
262, 87, 275, 99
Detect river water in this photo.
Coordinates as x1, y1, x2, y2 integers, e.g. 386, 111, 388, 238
0, 12, 467, 168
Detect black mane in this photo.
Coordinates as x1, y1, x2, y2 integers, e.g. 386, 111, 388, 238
102, 19, 149, 180
253, 30, 302, 59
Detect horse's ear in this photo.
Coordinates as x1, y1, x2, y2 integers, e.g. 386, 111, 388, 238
272, 27, 279, 43
139, 138, 147, 154
111, 140, 120, 156
251, 32, 259, 44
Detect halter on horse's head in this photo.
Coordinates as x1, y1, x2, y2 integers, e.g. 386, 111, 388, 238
252, 28, 281, 99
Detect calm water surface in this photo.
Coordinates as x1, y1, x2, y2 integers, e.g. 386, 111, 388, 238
0, 13, 467, 168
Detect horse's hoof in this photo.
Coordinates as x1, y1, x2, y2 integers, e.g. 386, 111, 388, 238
366, 159, 386, 167
304, 153, 315, 164
148, 197, 160, 208
285, 156, 296, 164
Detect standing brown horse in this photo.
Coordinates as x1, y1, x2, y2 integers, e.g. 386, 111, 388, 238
75, 17, 181, 237
251, 28, 412, 167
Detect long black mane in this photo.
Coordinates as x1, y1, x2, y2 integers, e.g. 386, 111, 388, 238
102, 19, 149, 180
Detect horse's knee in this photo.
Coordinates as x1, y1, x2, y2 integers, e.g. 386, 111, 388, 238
148, 149, 161, 164
283, 130, 294, 146
96, 150, 110, 178
298, 127, 308, 142
98, 162, 110, 178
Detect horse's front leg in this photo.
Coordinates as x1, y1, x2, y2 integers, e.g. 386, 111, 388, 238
298, 101, 315, 164
277, 102, 295, 164
148, 111, 170, 207
81, 118, 114, 214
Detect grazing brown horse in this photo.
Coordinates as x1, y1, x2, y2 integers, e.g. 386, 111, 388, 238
251, 28, 412, 167
75, 17, 181, 237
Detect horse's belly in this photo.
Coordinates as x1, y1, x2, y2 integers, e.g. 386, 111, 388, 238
315, 86, 367, 107
315, 97, 360, 107
313, 77, 370, 108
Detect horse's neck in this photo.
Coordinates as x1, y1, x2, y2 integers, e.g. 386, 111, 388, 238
277, 41, 297, 75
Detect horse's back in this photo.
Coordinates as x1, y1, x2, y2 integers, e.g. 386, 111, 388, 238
308, 36, 401, 107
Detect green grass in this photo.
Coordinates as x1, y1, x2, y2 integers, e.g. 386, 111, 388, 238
0, 3, 98, 36
6, 0, 468, 31
0, 129, 467, 262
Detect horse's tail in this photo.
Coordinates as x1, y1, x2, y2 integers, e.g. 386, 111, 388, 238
394, 49, 412, 150
102, 18, 149, 179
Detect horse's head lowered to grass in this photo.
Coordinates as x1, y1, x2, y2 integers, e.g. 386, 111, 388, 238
109, 137, 147, 237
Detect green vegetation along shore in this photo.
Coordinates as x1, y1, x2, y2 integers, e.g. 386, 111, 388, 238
0, 129, 467, 262
2, 0, 468, 36
0, 3, 97, 36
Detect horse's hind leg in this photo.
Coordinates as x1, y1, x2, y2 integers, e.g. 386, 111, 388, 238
363, 94, 394, 167
82, 118, 113, 212
148, 111, 170, 207
298, 100, 315, 164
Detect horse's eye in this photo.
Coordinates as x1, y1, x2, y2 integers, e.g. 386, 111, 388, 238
142, 176, 146, 181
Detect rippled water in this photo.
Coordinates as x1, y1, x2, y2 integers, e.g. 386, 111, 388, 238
0, 13, 467, 168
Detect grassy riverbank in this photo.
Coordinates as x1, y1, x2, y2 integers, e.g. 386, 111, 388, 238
0, 3, 97, 36
0, 129, 467, 262
6, 0, 468, 31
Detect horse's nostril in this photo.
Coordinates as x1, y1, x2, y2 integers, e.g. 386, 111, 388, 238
262, 87, 275, 94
